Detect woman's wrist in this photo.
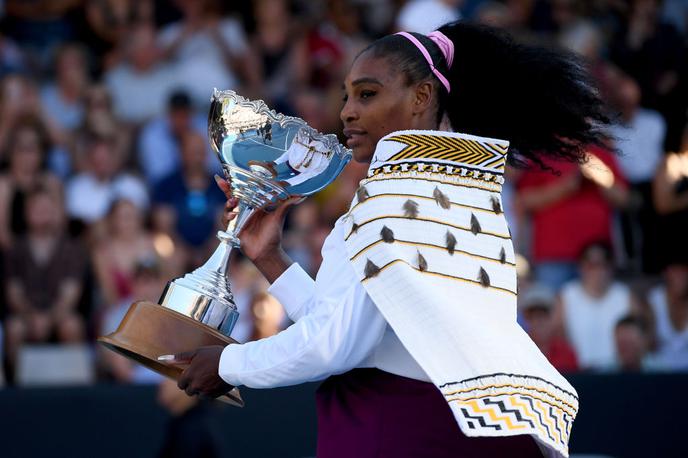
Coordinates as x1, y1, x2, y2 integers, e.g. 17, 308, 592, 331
253, 248, 293, 284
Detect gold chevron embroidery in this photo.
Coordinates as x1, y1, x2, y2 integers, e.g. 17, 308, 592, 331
451, 395, 571, 449
460, 399, 528, 431
385, 134, 507, 171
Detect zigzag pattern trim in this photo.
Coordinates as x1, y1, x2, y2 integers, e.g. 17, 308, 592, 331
385, 134, 507, 173
440, 373, 578, 456
451, 394, 573, 453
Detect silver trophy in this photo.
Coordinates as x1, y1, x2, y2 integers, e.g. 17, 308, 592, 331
159, 89, 351, 334
99, 90, 351, 405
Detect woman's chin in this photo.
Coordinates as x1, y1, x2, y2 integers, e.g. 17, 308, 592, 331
352, 145, 374, 164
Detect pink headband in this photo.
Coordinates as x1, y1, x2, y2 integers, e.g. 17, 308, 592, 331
395, 31, 454, 93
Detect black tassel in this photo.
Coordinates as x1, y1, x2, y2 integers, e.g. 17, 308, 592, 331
433, 186, 451, 209
491, 195, 502, 214
356, 185, 369, 203
351, 221, 360, 233
470, 213, 482, 235
364, 259, 380, 278
446, 231, 457, 255
478, 267, 490, 287
417, 251, 428, 272
403, 199, 419, 218
381, 225, 395, 243
499, 247, 506, 264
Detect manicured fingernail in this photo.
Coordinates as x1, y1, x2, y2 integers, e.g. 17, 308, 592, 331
214, 174, 223, 183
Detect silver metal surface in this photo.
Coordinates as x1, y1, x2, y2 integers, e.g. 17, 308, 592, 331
159, 89, 352, 337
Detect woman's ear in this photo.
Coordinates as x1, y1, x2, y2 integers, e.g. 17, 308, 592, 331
413, 81, 435, 115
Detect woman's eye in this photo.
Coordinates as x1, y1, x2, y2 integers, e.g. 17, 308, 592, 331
342, 94, 349, 102
361, 91, 376, 99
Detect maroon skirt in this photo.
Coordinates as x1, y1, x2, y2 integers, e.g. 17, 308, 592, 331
316, 368, 542, 458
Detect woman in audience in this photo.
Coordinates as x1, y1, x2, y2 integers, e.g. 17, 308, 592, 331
92, 199, 156, 307
0, 115, 62, 250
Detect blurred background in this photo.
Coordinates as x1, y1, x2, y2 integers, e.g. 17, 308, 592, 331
0, 0, 687, 457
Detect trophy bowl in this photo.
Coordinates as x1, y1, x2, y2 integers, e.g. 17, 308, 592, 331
99, 90, 352, 404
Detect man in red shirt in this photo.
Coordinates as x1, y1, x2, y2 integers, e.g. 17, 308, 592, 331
516, 146, 629, 290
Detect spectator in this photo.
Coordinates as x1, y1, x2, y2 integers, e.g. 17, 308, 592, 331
92, 199, 157, 307
65, 133, 148, 225
519, 283, 578, 373
82, 0, 154, 70
250, 0, 308, 113
646, 260, 688, 371
99, 256, 165, 383
613, 315, 659, 372
516, 147, 628, 290
157, 0, 259, 108
0, 74, 64, 159
653, 149, 688, 270
40, 43, 89, 132
105, 22, 177, 124
322, 0, 369, 72
138, 90, 210, 185
396, 0, 461, 34
0, 31, 26, 77
152, 131, 225, 263
2, 0, 82, 70
71, 84, 131, 174
608, 71, 666, 273
610, 0, 688, 152
0, 115, 62, 250
555, 242, 635, 371
225, 257, 270, 343
247, 291, 285, 341
3, 187, 87, 375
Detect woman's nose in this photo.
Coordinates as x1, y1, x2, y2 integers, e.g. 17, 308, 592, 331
340, 99, 357, 124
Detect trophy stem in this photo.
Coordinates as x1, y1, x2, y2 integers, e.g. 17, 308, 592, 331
217, 200, 255, 250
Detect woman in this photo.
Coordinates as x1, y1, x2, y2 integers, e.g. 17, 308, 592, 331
93, 199, 157, 306
171, 22, 610, 457
0, 115, 62, 250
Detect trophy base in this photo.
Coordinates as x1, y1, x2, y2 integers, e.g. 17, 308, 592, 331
98, 301, 243, 407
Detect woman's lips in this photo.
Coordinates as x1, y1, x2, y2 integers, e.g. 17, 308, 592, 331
344, 128, 366, 148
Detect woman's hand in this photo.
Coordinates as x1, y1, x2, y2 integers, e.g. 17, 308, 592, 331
216, 175, 298, 282
160, 346, 233, 399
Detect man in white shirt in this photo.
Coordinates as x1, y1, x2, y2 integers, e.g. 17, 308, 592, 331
157, 2, 258, 108
66, 134, 148, 223
105, 23, 177, 124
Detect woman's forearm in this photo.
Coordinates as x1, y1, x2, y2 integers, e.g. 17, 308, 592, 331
252, 248, 294, 284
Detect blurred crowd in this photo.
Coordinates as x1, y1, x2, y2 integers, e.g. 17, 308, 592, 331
0, 0, 687, 388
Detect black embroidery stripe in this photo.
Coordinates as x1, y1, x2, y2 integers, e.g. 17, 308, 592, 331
344, 214, 511, 242
349, 238, 516, 267
347, 192, 498, 216
439, 373, 579, 401
442, 383, 578, 414
446, 390, 576, 419
365, 175, 501, 193
369, 161, 505, 178
360, 258, 517, 296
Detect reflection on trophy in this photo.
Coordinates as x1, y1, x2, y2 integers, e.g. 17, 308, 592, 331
99, 90, 352, 406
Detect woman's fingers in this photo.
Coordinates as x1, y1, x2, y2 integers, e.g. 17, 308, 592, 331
214, 174, 233, 199
222, 202, 239, 226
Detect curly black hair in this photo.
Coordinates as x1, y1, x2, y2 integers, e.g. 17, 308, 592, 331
360, 22, 613, 169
